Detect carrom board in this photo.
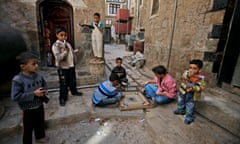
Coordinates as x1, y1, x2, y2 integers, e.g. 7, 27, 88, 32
119, 91, 152, 111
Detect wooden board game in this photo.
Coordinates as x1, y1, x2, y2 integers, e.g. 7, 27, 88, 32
119, 91, 152, 111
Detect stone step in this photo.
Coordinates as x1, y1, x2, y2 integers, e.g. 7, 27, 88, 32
40, 68, 99, 89
145, 103, 240, 144
197, 88, 240, 138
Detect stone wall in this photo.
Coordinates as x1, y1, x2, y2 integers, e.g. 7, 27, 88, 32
130, 0, 225, 86
0, 0, 39, 53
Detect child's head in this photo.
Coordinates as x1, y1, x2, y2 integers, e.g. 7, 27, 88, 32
93, 12, 101, 23
115, 57, 123, 67
152, 65, 167, 79
55, 27, 67, 42
16, 52, 39, 75
109, 72, 119, 86
188, 59, 203, 75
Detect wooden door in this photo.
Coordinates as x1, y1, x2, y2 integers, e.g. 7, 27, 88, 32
48, 18, 72, 46
43, 5, 74, 48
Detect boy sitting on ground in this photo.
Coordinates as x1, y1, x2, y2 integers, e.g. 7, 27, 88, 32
92, 73, 124, 107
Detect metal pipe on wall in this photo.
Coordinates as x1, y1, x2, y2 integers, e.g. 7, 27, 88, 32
167, 0, 178, 69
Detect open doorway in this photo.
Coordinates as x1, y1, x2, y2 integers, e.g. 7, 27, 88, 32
37, 0, 74, 66
213, 0, 240, 94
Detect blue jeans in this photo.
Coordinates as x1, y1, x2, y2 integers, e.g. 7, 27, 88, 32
144, 84, 174, 104
176, 92, 195, 121
95, 94, 123, 107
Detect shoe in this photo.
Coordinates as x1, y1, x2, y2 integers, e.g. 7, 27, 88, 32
184, 119, 193, 125
121, 81, 128, 86
173, 109, 185, 115
149, 97, 157, 108
60, 99, 66, 106
72, 91, 83, 96
36, 137, 49, 143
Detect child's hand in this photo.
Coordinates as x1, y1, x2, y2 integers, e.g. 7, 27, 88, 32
157, 92, 165, 96
34, 88, 47, 97
186, 87, 193, 92
60, 47, 68, 53
74, 48, 79, 53
142, 81, 149, 87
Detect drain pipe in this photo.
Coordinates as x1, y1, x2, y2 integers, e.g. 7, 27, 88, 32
167, 0, 178, 69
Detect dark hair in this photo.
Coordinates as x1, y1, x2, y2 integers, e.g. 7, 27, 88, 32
94, 12, 100, 18
16, 52, 39, 65
152, 65, 167, 75
115, 57, 123, 62
109, 72, 119, 81
189, 59, 203, 69
55, 27, 67, 34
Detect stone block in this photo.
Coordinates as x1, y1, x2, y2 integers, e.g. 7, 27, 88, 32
89, 59, 105, 76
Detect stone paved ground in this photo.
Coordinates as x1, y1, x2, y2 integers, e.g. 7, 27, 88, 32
0, 44, 239, 144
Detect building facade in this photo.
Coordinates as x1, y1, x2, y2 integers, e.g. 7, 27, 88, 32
130, 0, 240, 90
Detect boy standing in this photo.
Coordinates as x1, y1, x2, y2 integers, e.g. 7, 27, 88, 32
90, 12, 104, 62
173, 59, 205, 125
11, 52, 49, 144
111, 57, 128, 86
52, 27, 82, 106
92, 73, 124, 107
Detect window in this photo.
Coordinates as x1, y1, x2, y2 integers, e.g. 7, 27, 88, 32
151, 0, 159, 15
109, 3, 121, 15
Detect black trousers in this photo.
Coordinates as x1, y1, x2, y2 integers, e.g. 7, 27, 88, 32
22, 105, 45, 144
57, 67, 78, 101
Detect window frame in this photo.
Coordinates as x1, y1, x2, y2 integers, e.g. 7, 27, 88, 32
150, 0, 160, 18
108, 3, 121, 16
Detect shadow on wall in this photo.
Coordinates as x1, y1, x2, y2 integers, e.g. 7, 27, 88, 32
0, 23, 27, 96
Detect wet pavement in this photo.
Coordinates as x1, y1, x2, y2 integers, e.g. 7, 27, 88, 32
0, 44, 239, 144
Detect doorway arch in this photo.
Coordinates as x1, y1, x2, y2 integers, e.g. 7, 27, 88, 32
37, 0, 74, 66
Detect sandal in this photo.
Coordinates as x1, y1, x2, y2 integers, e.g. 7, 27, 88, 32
36, 137, 49, 143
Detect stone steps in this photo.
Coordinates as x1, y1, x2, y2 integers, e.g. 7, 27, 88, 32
196, 88, 240, 138
39, 67, 99, 89
145, 103, 240, 144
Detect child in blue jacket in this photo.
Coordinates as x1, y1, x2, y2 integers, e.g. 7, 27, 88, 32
92, 73, 124, 106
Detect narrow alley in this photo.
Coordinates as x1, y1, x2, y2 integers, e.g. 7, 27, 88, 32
0, 44, 239, 144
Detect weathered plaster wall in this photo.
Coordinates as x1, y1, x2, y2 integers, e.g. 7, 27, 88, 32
0, 0, 39, 53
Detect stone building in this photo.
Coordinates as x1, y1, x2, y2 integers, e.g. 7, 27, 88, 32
0, 0, 107, 94
130, 0, 240, 91
0, 0, 105, 67
104, 0, 130, 43
104, 0, 130, 27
